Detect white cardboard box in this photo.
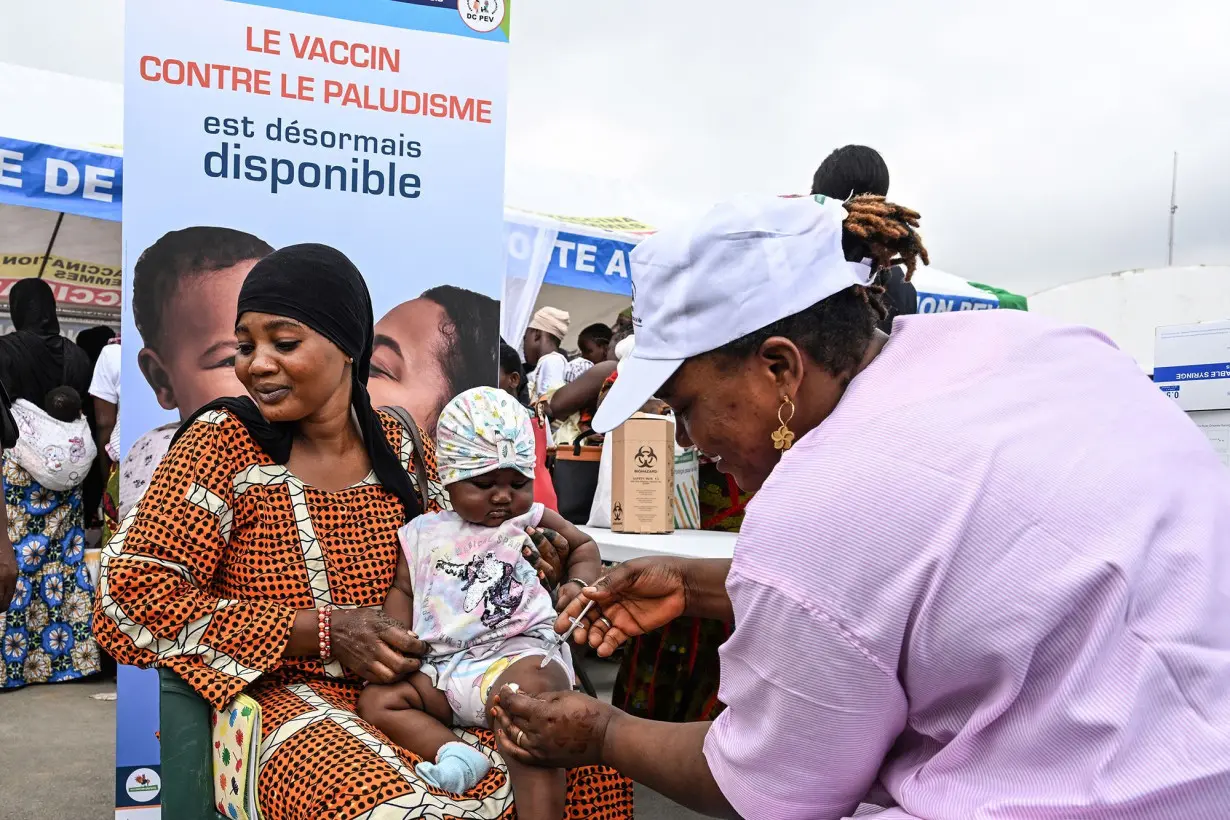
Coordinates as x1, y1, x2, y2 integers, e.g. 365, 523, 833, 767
1154, 320, 1230, 412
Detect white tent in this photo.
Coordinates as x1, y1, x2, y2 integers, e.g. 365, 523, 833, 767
1029, 266, 1230, 374
502, 208, 650, 349
0, 62, 123, 336
504, 207, 1019, 351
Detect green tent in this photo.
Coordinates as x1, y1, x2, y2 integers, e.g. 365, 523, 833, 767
969, 282, 1029, 311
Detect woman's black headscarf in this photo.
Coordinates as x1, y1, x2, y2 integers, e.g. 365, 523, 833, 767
174, 244, 421, 521
0, 279, 93, 404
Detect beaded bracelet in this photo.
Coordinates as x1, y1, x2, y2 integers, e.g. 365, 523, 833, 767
317, 604, 334, 661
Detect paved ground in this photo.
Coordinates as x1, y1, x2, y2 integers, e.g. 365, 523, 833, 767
0, 679, 116, 820
0, 659, 704, 819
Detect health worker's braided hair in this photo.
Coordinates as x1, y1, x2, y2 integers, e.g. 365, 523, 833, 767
714, 195, 929, 383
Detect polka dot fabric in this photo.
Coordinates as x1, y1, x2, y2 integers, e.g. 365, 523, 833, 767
95, 410, 632, 819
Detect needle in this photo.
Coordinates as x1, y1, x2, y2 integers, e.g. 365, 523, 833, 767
540, 599, 597, 669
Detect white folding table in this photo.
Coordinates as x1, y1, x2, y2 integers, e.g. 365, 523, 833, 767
580, 526, 737, 563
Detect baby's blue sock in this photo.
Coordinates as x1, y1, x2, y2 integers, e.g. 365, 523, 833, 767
415, 742, 491, 794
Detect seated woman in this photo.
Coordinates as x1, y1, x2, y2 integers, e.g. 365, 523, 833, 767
93, 244, 632, 820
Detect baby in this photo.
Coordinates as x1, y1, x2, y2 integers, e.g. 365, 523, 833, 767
358, 387, 601, 819
44, 386, 83, 422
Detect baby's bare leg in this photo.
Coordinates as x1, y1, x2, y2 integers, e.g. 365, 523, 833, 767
486, 656, 572, 820
357, 673, 456, 761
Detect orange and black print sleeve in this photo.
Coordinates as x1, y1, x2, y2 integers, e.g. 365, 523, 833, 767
93, 412, 296, 710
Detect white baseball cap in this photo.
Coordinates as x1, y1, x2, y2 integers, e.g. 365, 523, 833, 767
592, 194, 874, 434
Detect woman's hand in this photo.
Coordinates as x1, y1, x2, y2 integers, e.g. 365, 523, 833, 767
525, 526, 569, 588
490, 687, 616, 769
556, 557, 690, 657
329, 607, 426, 684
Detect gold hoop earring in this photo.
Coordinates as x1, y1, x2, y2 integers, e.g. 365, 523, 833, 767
772, 397, 796, 451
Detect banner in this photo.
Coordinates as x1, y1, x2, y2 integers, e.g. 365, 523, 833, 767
116, 1, 509, 816
0, 254, 122, 311
0, 137, 123, 222
915, 292, 998, 313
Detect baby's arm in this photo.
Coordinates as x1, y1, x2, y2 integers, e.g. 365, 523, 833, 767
384, 551, 415, 629
538, 508, 603, 611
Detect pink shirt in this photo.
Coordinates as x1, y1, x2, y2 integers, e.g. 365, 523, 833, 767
704, 311, 1230, 819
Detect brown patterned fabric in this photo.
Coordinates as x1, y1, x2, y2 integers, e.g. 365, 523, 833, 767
94, 409, 632, 819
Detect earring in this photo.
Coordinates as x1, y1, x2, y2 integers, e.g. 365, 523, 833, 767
772, 396, 796, 451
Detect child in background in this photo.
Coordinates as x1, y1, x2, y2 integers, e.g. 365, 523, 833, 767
44, 386, 83, 423
8, 386, 96, 493
358, 387, 601, 819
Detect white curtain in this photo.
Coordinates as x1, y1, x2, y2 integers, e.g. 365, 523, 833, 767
500, 216, 559, 350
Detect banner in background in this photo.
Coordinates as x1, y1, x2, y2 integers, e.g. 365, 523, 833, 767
915, 292, 998, 313
116, 1, 509, 816
0, 254, 122, 311
0, 137, 123, 222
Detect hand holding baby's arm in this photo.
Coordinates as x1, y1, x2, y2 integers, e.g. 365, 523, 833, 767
536, 509, 602, 613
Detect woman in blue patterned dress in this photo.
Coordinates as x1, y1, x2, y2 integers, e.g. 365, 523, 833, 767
0, 280, 99, 689
1, 458, 99, 688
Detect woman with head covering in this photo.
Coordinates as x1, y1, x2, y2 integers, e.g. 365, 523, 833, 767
93, 245, 631, 820
0, 279, 100, 690
522, 307, 571, 403
491, 195, 1230, 818
0, 280, 93, 405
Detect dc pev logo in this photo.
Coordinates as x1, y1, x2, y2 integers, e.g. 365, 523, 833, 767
459, 0, 505, 32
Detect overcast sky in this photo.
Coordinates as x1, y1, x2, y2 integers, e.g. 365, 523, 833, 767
4, 0, 1227, 293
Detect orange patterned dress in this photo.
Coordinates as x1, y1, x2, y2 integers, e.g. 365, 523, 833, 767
94, 409, 632, 820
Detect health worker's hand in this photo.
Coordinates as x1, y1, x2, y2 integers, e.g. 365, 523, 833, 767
490, 687, 615, 769
555, 557, 689, 657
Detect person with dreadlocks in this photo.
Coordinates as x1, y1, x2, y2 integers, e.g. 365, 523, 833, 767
488, 194, 1230, 819
812, 144, 918, 334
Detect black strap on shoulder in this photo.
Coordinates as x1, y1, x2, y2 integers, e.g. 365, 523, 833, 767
380, 406, 431, 513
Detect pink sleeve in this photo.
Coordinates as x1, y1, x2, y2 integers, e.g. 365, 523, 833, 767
703, 570, 907, 820
397, 521, 419, 573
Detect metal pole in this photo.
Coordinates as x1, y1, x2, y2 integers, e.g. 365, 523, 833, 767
1167, 152, 1178, 267
37, 212, 66, 278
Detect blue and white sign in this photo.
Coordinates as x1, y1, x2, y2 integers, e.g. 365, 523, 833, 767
0, 137, 123, 222
1155, 320, 1230, 413
912, 267, 999, 313
915, 291, 997, 313
540, 230, 636, 296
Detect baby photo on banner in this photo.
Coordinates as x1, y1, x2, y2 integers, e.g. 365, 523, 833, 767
112, 1, 510, 817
